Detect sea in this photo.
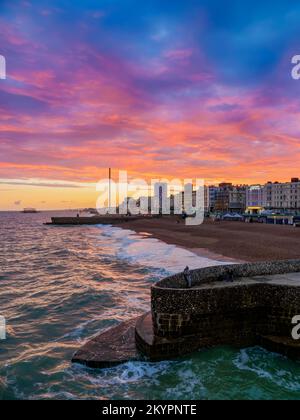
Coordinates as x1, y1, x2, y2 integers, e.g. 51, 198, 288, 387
0, 211, 299, 400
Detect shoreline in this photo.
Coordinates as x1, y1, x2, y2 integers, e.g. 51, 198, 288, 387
114, 216, 300, 263
115, 221, 241, 264
182, 246, 243, 264
137, 232, 241, 264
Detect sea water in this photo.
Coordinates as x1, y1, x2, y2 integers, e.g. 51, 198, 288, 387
0, 211, 299, 400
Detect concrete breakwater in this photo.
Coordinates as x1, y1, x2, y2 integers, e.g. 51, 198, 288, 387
48, 215, 153, 225
72, 260, 300, 368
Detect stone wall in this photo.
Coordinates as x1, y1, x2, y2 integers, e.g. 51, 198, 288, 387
155, 260, 300, 289
151, 262, 300, 347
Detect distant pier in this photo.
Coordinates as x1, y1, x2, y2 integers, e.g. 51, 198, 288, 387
72, 260, 300, 368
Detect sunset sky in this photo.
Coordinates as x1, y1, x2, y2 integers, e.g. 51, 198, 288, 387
1, 0, 300, 209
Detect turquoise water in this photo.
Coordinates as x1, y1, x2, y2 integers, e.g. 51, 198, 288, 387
0, 212, 300, 400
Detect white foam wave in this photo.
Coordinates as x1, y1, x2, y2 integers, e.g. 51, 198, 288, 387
233, 348, 300, 392
69, 360, 174, 387
99, 225, 230, 274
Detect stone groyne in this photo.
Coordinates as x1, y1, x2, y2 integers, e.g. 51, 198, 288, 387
48, 215, 152, 225
73, 260, 300, 368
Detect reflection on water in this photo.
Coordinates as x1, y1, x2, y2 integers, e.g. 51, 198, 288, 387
0, 211, 300, 400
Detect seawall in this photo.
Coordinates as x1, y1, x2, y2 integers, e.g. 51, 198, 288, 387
73, 260, 300, 368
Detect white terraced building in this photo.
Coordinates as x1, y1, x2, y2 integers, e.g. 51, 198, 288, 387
246, 178, 300, 211
265, 178, 300, 210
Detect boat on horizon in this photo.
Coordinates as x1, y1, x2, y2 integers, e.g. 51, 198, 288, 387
22, 208, 39, 214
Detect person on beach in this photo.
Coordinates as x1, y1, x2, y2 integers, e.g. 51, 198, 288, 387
183, 266, 192, 288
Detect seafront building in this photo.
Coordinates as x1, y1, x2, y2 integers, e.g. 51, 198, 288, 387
208, 183, 247, 213
119, 178, 300, 216
228, 187, 247, 213
214, 183, 233, 212
263, 178, 300, 210
246, 178, 300, 211
208, 186, 218, 212
246, 185, 264, 208
208, 178, 300, 214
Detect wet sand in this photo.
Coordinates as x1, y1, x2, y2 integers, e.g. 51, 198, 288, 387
115, 217, 300, 262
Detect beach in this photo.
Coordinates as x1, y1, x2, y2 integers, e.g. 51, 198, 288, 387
115, 217, 300, 263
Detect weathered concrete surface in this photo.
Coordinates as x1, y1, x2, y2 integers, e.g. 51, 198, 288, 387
72, 261, 300, 368
155, 260, 300, 289
148, 263, 300, 361
135, 312, 216, 361
72, 317, 141, 368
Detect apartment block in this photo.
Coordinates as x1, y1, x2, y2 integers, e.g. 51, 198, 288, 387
246, 185, 264, 208
264, 178, 300, 210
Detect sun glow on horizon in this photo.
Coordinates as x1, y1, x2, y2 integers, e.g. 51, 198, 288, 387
1, 1, 300, 209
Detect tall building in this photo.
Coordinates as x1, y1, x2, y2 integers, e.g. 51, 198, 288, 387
263, 178, 300, 210
228, 187, 246, 213
172, 184, 209, 214
246, 185, 264, 208
263, 182, 273, 209
208, 184, 246, 213
208, 186, 218, 212
214, 183, 233, 212
153, 182, 169, 214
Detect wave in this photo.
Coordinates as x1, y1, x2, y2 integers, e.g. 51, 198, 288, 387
233, 347, 300, 393
99, 225, 229, 274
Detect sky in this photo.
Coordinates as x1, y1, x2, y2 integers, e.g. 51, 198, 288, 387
1, 0, 300, 209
